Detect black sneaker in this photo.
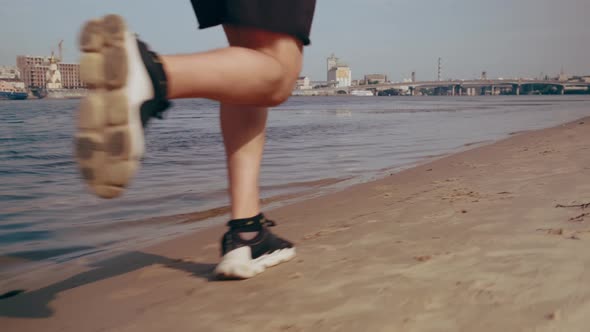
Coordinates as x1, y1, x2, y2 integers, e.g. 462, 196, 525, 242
215, 213, 296, 279
75, 14, 170, 199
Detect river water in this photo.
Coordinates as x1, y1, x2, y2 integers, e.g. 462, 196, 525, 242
2, 95, 590, 274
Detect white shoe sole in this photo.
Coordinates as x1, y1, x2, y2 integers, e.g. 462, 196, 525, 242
215, 246, 296, 279
75, 15, 152, 199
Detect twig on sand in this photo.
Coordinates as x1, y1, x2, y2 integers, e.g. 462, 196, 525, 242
555, 202, 590, 209
569, 213, 590, 222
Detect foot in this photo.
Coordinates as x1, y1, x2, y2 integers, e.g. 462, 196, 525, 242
75, 14, 170, 199
215, 214, 296, 279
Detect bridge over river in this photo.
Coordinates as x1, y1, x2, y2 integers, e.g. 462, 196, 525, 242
306, 79, 590, 96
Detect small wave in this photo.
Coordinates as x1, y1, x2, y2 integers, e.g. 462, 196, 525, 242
0, 194, 43, 201
0, 230, 52, 245
3, 153, 70, 161
0, 222, 36, 231
261, 177, 349, 191
4, 246, 95, 262
35, 160, 75, 169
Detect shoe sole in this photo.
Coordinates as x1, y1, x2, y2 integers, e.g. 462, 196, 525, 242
215, 247, 296, 279
75, 15, 141, 199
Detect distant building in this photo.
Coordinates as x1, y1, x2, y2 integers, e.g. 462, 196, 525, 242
58, 63, 85, 89
17, 55, 45, 88
327, 54, 338, 81
295, 76, 312, 90
0, 65, 25, 90
364, 74, 387, 84
17, 55, 85, 89
46, 57, 63, 89
326, 53, 352, 87
0, 66, 21, 80
328, 65, 352, 88
0, 80, 25, 91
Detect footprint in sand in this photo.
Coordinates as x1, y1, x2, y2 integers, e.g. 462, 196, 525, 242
431, 177, 461, 186
463, 280, 499, 303
440, 187, 483, 203
423, 209, 456, 222
540, 149, 557, 156
496, 191, 513, 199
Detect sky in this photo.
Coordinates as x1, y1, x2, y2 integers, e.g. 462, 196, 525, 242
0, 0, 588, 82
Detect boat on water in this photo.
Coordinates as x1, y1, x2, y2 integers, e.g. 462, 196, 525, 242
0, 90, 28, 100
0, 81, 28, 100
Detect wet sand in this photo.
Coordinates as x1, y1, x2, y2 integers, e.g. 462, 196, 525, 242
2, 117, 590, 331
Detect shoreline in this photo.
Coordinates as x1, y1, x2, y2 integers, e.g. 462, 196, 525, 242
3, 115, 590, 330
0, 137, 487, 280
4, 95, 590, 271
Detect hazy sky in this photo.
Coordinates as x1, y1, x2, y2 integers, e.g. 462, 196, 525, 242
0, 0, 588, 81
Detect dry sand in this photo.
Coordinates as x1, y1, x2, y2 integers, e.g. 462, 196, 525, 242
2, 117, 590, 331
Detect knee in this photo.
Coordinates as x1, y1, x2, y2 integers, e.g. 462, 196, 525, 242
266, 79, 294, 107
261, 69, 297, 107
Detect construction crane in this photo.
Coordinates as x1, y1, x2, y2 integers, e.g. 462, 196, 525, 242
58, 40, 64, 62
47, 40, 64, 64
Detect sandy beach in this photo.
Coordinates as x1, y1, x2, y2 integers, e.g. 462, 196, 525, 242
2, 116, 590, 331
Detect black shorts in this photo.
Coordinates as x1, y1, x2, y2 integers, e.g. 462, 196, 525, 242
190, 0, 316, 45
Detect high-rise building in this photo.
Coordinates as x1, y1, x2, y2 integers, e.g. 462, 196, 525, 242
57, 63, 84, 89
16, 55, 85, 89
327, 54, 338, 81
17, 55, 47, 88
328, 65, 352, 88
326, 54, 352, 87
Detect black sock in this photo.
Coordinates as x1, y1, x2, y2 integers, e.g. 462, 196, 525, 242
227, 213, 266, 232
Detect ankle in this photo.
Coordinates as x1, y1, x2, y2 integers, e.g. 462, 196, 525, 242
136, 40, 169, 101
227, 213, 265, 233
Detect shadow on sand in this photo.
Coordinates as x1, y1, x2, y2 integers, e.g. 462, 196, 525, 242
0, 251, 216, 318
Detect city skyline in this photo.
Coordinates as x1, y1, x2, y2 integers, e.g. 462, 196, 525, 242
0, 0, 588, 81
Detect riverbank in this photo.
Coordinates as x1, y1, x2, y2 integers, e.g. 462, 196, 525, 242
3, 96, 590, 265
3, 116, 590, 331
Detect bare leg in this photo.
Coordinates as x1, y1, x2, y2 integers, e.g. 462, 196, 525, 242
76, 17, 303, 212
220, 105, 267, 219
162, 26, 303, 107
211, 26, 302, 220
217, 26, 303, 220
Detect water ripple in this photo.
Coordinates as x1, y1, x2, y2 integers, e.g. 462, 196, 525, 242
1, 96, 590, 271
